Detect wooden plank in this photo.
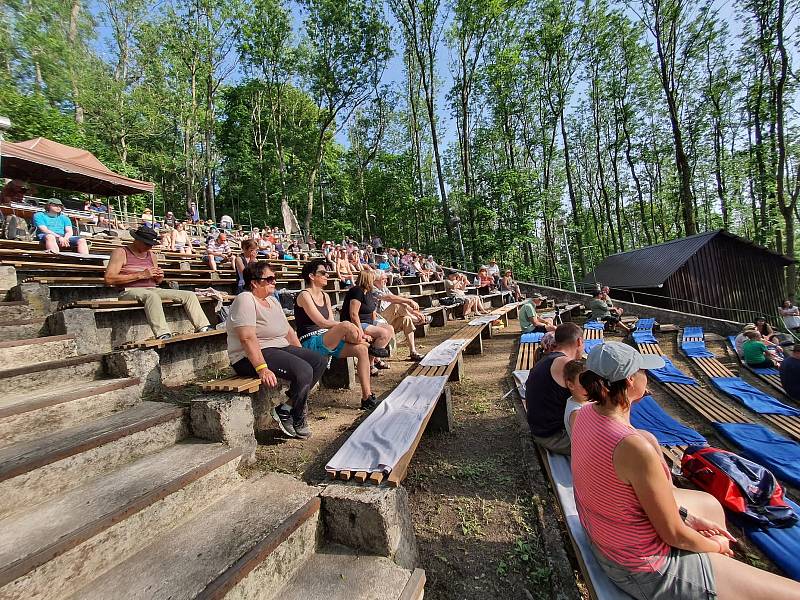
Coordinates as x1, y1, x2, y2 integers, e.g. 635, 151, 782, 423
354, 471, 368, 483
369, 471, 384, 485
338, 470, 351, 481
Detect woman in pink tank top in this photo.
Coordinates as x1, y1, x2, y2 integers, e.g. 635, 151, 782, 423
571, 342, 800, 600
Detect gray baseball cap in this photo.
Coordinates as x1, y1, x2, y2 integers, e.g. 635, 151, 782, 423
586, 341, 664, 383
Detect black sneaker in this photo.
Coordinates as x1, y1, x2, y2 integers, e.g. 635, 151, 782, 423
360, 394, 381, 410
271, 405, 297, 438
368, 346, 389, 358
293, 415, 312, 440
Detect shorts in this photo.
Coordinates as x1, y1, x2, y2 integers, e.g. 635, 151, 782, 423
592, 545, 717, 600
206, 255, 225, 264
301, 333, 345, 359
360, 321, 377, 330
532, 429, 571, 455
37, 233, 82, 247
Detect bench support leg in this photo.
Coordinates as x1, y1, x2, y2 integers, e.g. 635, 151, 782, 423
414, 321, 429, 338
429, 308, 446, 327
322, 356, 355, 389
449, 354, 464, 382
480, 324, 493, 340
464, 334, 483, 355
490, 295, 505, 308
427, 386, 452, 433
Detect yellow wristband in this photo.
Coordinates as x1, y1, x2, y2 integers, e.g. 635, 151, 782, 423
255, 363, 268, 372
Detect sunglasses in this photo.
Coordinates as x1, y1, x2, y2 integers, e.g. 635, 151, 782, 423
314, 270, 329, 276
254, 275, 276, 284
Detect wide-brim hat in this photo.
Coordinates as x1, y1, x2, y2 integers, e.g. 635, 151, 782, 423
130, 226, 159, 246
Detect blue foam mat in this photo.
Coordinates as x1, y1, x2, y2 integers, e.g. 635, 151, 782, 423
630, 395, 707, 446
647, 357, 698, 386
632, 331, 658, 344
584, 321, 605, 330
712, 422, 800, 489
683, 326, 705, 340
584, 338, 604, 353
710, 377, 800, 416
681, 341, 715, 358
635, 318, 656, 331
520, 332, 545, 343
742, 498, 800, 581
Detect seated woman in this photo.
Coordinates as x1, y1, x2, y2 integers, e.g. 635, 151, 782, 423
294, 258, 382, 410
574, 341, 800, 600
348, 250, 365, 274
444, 272, 488, 318
170, 222, 192, 254
335, 248, 355, 287
342, 270, 394, 372
235, 239, 259, 294
412, 254, 430, 282
373, 270, 430, 361
499, 269, 523, 301
742, 330, 781, 368
473, 267, 495, 290
780, 300, 800, 331
227, 261, 328, 439
755, 316, 781, 344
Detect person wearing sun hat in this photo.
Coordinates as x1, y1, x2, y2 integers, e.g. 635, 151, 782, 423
104, 225, 213, 340
32, 198, 90, 255
569, 342, 800, 600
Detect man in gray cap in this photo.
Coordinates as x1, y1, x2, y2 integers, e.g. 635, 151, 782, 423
104, 225, 212, 340
32, 198, 89, 255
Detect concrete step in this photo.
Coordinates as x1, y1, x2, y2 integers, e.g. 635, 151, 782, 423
275, 545, 424, 600
0, 378, 142, 447
0, 317, 46, 341
0, 402, 187, 519
0, 301, 37, 321
0, 353, 106, 396
67, 472, 320, 600
0, 335, 78, 369
0, 442, 242, 600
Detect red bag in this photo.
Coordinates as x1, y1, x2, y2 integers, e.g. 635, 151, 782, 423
681, 446, 797, 527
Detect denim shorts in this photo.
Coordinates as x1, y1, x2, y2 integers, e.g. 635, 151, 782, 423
301, 333, 345, 359
37, 233, 82, 246
592, 544, 717, 600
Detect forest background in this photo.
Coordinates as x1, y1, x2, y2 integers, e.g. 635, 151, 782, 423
1, 0, 799, 296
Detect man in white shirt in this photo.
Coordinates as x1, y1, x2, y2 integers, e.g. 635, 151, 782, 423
485, 258, 500, 284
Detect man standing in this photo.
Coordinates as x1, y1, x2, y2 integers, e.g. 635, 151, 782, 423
519, 295, 555, 333
104, 226, 213, 340
205, 231, 232, 272
185, 202, 199, 224
33, 198, 89, 255
525, 322, 584, 454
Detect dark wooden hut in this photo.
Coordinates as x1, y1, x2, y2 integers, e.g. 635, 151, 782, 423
581, 230, 794, 322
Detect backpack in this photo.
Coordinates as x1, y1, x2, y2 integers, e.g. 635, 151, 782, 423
681, 446, 798, 527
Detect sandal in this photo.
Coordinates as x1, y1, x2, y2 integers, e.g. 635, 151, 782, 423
410, 352, 426, 362
370, 365, 380, 376
375, 359, 391, 370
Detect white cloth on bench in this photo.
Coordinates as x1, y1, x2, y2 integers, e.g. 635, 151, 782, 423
468, 314, 499, 326
546, 452, 635, 600
325, 375, 448, 474
513, 369, 531, 397
419, 339, 469, 366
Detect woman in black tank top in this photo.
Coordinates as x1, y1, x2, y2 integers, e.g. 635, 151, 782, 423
294, 258, 381, 409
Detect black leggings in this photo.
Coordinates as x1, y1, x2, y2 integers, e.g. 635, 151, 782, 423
233, 345, 327, 418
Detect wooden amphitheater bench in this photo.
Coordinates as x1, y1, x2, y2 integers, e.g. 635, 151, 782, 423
325, 374, 452, 487
119, 327, 225, 350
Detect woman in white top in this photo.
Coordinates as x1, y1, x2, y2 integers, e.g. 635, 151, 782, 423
170, 222, 192, 254
780, 300, 800, 330
227, 261, 327, 439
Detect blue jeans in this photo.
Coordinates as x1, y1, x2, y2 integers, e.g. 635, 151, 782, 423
37, 233, 82, 247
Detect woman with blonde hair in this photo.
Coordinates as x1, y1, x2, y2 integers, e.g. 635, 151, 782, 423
342, 269, 394, 371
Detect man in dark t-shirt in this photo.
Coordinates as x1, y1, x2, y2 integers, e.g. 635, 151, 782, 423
525, 322, 585, 455
780, 344, 800, 402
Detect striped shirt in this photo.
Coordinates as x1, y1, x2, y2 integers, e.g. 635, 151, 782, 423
571, 404, 670, 572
